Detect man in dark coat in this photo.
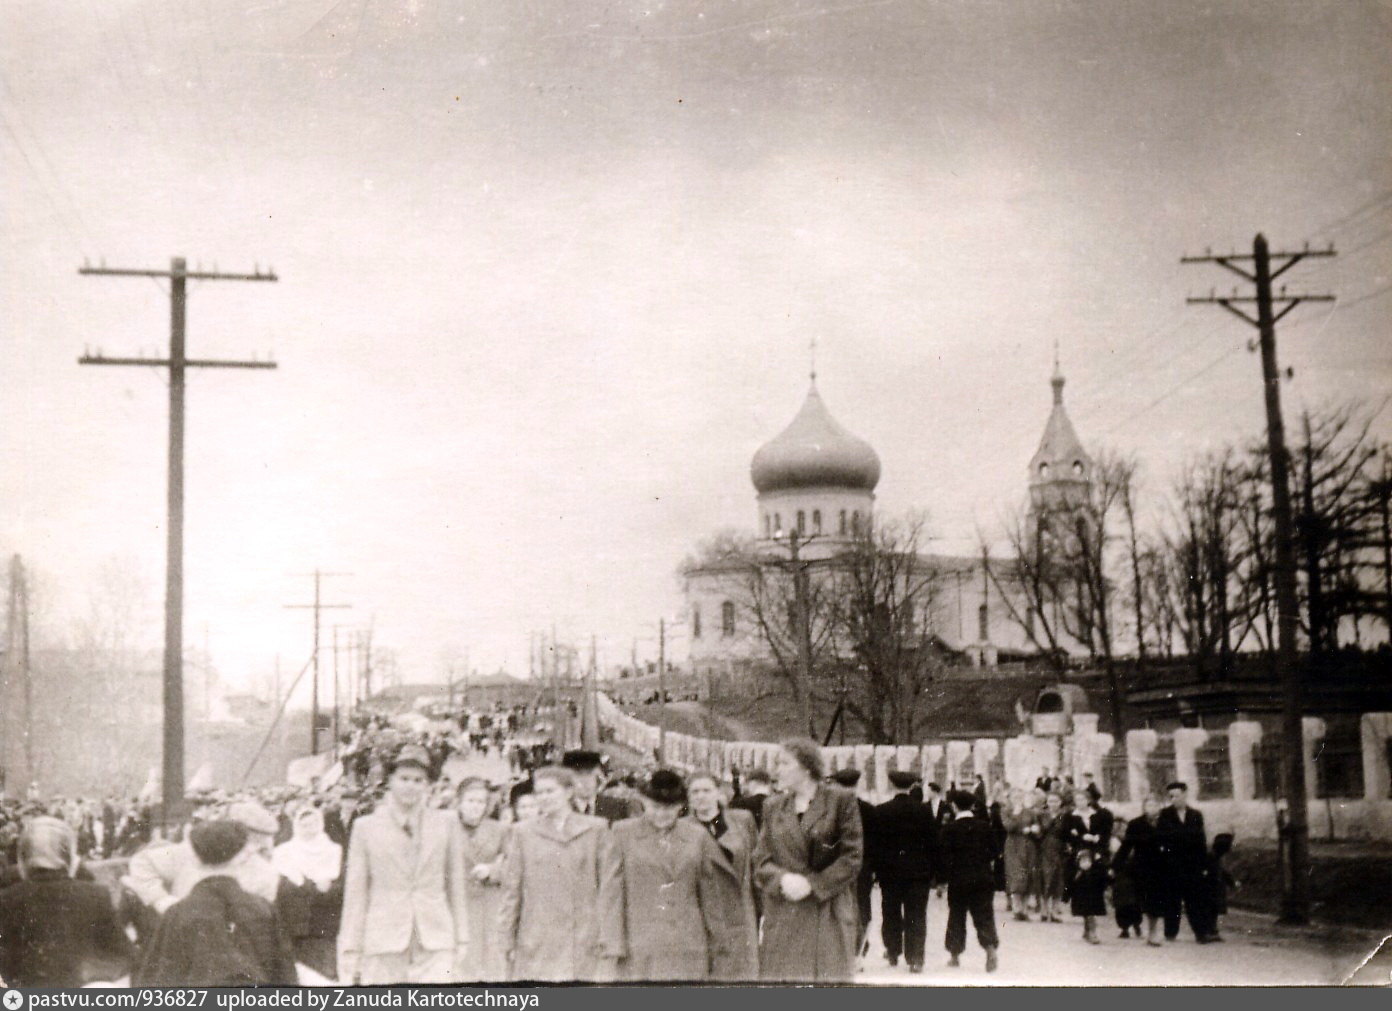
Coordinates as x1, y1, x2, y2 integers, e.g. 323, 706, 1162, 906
873, 771, 936, 972
830, 768, 876, 959
1156, 782, 1212, 942
938, 790, 999, 972
134, 821, 298, 987
923, 782, 950, 826
563, 750, 636, 824
730, 769, 773, 829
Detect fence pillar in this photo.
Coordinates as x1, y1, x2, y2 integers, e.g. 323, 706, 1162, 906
946, 740, 972, 788
1361, 713, 1392, 802
973, 738, 999, 787
872, 746, 895, 796
921, 744, 944, 786
1172, 727, 1209, 799
1302, 717, 1327, 799
1228, 720, 1264, 801
1126, 729, 1159, 803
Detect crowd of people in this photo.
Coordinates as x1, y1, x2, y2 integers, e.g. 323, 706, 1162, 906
0, 704, 1238, 987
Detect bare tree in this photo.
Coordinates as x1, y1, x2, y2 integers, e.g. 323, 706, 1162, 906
829, 513, 949, 744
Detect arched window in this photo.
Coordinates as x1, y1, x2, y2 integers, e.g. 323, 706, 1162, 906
1039, 462, 1051, 478
692, 607, 702, 639
774, 513, 782, 535
1072, 460, 1085, 477
851, 511, 862, 535
763, 514, 771, 538
797, 510, 806, 534
721, 601, 736, 637
812, 509, 822, 535
839, 510, 847, 535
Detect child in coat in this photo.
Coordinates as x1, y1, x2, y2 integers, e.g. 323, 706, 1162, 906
1069, 848, 1108, 945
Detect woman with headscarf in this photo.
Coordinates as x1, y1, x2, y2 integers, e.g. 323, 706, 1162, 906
753, 738, 864, 983
0, 817, 134, 987
1033, 791, 1068, 922
999, 787, 1038, 921
272, 804, 343, 978
455, 777, 509, 981
685, 772, 759, 980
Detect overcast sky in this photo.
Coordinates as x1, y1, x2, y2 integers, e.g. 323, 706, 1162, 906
3, 0, 1390, 699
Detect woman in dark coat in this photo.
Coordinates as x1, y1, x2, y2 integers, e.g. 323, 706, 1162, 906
1032, 792, 1067, 922
999, 788, 1038, 921
0, 817, 134, 987
753, 738, 864, 983
1114, 796, 1168, 946
685, 772, 759, 981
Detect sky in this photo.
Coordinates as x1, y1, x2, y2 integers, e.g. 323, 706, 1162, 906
3, 0, 1390, 701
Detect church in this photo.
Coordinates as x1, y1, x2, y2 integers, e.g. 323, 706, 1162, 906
681, 360, 1095, 682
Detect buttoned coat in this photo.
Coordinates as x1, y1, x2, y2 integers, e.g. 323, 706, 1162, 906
753, 785, 864, 983
685, 808, 759, 981
497, 814, 623, 982
458, 818, 510, 981
337, 806, 468, 962
604, 817, 722, 981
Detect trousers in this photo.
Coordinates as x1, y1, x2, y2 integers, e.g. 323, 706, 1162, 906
359, 930, 456, 985
854, 866, 874, 952
879, 877, 931, 966
1162, 874, 1211, 940
944, 887, 998, 956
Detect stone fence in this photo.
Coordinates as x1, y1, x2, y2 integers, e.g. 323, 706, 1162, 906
596, 694, 1392, 842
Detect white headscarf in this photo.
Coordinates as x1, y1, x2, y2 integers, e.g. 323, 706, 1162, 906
271, 805, 341, 889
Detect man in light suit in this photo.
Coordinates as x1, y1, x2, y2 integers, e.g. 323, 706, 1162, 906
338, 745, 469, 984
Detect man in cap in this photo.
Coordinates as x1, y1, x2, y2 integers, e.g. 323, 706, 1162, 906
830, 767, 876, 959
338, 744, 469, 984
874, 771, 937, 972
135, 821, 297, 986
562, 749, 636, 824
124, 800, 280, 913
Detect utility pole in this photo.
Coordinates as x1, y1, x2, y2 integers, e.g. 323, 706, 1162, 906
1183, 233, 1334, 924
284, 571, 352, 756
775, 529, 818, 738
331, 626, 342, 752
4, 555, 34, 791
657, 618, 667, 765
78, 256, 277, 826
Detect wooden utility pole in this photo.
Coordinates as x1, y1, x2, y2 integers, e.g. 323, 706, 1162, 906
285, 571, 351, 755
1183, 233, 1335, 924
657, 618, 667, 765
78, 257, 277, 825
3, 555, 34, 791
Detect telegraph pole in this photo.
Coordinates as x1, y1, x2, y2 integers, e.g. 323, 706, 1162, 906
285, 571, 352, 755
78, 257, 277, 825
657, 618, 667, 765
1183, 233, 1335, 924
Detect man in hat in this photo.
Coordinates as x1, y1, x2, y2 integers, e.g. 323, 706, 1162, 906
135, 821, 297, 986
829, 767, 876, 959
562, 749, 636, 824
874, 771, 937, 972
124, 800, 280, 913
338, 744, 468, 984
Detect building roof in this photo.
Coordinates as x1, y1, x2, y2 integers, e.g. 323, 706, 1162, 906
1028, 361, 1090, 480
750, 383, 881, 494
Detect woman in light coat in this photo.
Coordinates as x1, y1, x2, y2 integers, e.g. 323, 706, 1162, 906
685, 771, 759, 981
497, 766, 623, 982
455, 778, 509, 981
753, 738, 864, 983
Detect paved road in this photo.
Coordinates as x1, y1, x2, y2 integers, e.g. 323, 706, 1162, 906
855, 892, 1380, 986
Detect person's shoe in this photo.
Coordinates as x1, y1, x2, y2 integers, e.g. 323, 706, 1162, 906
947, 954, 960, 968
1014, 911, 1029, 922
908, 964, 923, 974
1210, 934, 1225, 943
886, 955, 898, 967
1147, 939, 1163, 947
1119, 929, 1130, 938
1196, 935, 1214, 944
985, 947, 999, 973
1086, 933, 1101, 945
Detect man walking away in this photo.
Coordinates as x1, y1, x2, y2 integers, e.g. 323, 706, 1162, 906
939, 790, 998, 973
873, 771, 935, 973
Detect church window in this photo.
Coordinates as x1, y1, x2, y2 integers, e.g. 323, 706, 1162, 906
812, 509, 822, 535
851, 511, 862, 535
839, 510, 847, 535
763, 514, 771, 538
774, 513, 782, 535
721, 601, 736, 637
978, 603, 989, 642
797, 510, 806, 534
1072, 460, 1084, 477
692, 607, 702, 639
1039, 462, 1051, 478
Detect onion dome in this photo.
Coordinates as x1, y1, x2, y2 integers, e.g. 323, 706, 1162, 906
750, 384, 881, 494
